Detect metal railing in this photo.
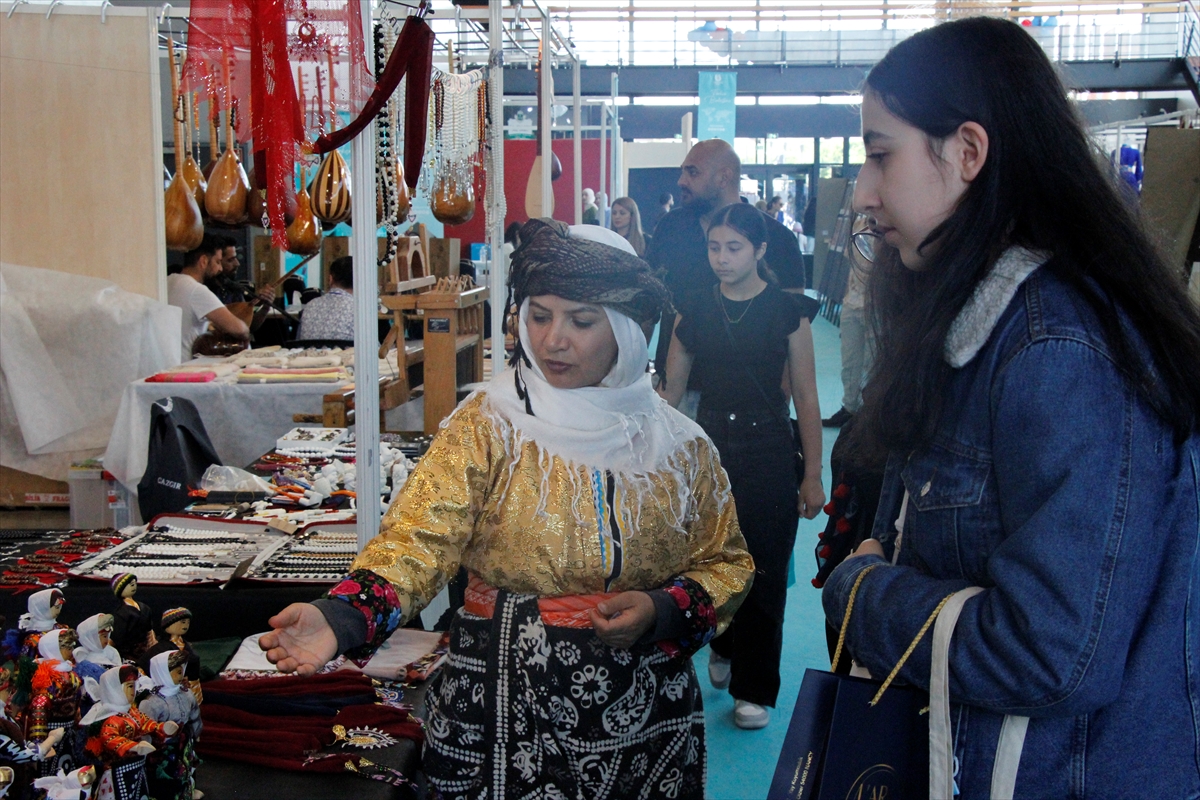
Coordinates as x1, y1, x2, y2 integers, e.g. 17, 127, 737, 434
434, 2, 1197, 70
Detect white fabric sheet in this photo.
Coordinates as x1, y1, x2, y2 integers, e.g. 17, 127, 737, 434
0, 262, 180, 481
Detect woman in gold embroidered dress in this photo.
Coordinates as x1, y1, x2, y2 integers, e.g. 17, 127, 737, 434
261, 219, 753, 799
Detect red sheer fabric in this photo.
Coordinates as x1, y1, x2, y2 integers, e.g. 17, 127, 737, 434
182, 0, 373, 247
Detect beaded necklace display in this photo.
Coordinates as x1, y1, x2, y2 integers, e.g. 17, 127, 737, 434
422, 66, 489, 217
375, 13, 402, 272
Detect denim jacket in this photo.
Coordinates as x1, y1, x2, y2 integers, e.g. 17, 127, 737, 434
823, 253, 1200, 799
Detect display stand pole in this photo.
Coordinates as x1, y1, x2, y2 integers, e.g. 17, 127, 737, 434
352, 0, 381, 552
599, 100, 607, 218
573, 52, 582, 225
489, 0, 507, 371
539, 10, 553, 218
611, 72, 622, 200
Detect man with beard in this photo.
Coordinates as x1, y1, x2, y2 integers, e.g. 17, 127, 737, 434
647, 139, 806, 395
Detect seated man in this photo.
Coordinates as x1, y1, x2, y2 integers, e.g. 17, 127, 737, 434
206, 234, 276, 331
167, 234, 249, 360
296, 256, 355, 343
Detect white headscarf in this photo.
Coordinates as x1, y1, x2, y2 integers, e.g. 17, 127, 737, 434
148, 651, 182, 698
19, 589, 60, 632
79, 666, 131, 727
476, 225, 719, 533
36, 630, 73, 673
73, 615, 120, 667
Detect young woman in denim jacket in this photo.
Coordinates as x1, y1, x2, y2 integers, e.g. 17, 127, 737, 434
822, 17, 1200, 798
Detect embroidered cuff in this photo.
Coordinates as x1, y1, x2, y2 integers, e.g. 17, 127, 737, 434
322, 569, 405, 661
654, 576, 718, 659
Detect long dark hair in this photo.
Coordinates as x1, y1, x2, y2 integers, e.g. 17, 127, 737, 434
855, 17, 1200, 462
706, 203, 779, 283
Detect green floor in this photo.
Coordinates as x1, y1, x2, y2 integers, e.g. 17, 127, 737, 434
700, 314, 845, 799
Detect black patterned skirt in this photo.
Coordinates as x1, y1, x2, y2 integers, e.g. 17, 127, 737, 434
423, 590, 707, 800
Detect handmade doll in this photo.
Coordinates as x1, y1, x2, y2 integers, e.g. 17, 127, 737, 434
0, 658, 62, 796
8, 589, 67, 660
32, 763, 98, 799
108, 576, 155, 662
81, 665, 176, 800
139, 608, 199, 705
138, 651, 201, 800
72, 616, 120, 683
28, 629, 83, 777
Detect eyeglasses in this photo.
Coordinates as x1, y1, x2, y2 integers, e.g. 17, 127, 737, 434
850, 228, 883, 263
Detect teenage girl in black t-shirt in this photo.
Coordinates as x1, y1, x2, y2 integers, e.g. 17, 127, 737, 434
658, 202, 825, 729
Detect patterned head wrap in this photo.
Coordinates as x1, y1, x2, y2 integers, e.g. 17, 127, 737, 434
508, 218, 672, 330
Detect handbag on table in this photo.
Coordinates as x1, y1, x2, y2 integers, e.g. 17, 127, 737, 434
770, 562, 1030, 799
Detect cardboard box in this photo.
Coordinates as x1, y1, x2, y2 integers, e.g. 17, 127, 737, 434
0, 466, 70, 507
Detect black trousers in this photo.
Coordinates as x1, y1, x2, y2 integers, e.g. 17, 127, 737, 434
699, 406, 799, 708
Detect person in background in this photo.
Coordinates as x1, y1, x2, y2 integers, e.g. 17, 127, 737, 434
167, 234, 249, 361
502, 220, 522, 264
824, 214, 875, 428
824, 18, 1200, 797
767, 195, 785, 223
647, 139, 807, 396
296, 256, 355, 343
206, 235, 275, 332
581, 188, 599, 225
659, 202, 824, 730
649, 191, 674, 233
755, 199, 769, 212
610, 196, 649, 257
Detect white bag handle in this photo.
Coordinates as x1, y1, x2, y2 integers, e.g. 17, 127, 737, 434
929, 586, 1029, 800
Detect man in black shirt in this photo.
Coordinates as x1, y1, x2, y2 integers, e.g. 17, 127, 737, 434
646, 139, 806, 387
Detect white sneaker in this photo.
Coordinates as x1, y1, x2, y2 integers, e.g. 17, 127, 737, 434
708, 652, 731, 689
734, 699, 770, 729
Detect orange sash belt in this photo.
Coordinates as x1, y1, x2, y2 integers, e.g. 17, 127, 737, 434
464, 574, 620, 629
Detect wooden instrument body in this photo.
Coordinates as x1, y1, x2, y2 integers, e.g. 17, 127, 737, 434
181, 154, 206, 209
311, 150, 352, 224
287, 180, 324, 256
432, 174, 475, 225
205, 149, 250, 225
164, 172, 204, 251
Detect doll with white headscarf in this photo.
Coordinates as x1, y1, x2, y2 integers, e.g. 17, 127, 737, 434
138, 650, 201, 800
28, 628, 83, 777
72, 615, 120, 683
82, 665, 176, 800
10, 588, 67, 660
261, 218, 754, 800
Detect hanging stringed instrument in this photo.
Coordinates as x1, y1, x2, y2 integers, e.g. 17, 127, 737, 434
203, 96, 220, 181
310, 57, 352, 225
164, 38, 204, 252
287, 163, 323, 255
432, 173, 475, 225
205, 63, 250, 226
524, 40, 561, 219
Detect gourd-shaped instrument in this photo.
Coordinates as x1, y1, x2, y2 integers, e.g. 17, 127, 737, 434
205, 67, 250, 225
247, 164, 298, 227
287, 164, 323, 255
163, 39, 203, 252
311, 60, 352, 225
432, 173, 475, 225
377, 157, 410, 226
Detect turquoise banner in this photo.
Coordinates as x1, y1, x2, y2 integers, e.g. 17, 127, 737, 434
698, 71, 737, 144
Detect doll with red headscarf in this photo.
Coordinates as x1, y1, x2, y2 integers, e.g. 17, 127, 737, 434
27, 629, 83, 777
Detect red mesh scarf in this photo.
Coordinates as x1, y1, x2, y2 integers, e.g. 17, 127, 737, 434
182, 0, 373, 247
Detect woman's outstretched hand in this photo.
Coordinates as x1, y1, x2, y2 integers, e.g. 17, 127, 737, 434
590, 591, 657, 650
259, 603, 339, 676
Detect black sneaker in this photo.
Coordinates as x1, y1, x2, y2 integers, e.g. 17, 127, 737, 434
822, 407, 854, 428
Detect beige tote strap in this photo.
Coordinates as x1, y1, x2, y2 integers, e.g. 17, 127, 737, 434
929, 585, 1030, 799
929, 586, 984, 799
990, 713, 1030, 799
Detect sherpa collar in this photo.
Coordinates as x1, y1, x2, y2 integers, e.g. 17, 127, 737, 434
944, 246, 1050, 368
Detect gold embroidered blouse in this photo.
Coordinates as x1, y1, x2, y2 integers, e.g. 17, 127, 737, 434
352, 393, 753, 634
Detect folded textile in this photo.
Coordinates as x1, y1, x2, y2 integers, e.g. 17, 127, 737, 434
287, 356, 343, 368
236, 372, 346, 384
203, 671, 378, 697
146, 371, 216, 383
240, 366, 347, 376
